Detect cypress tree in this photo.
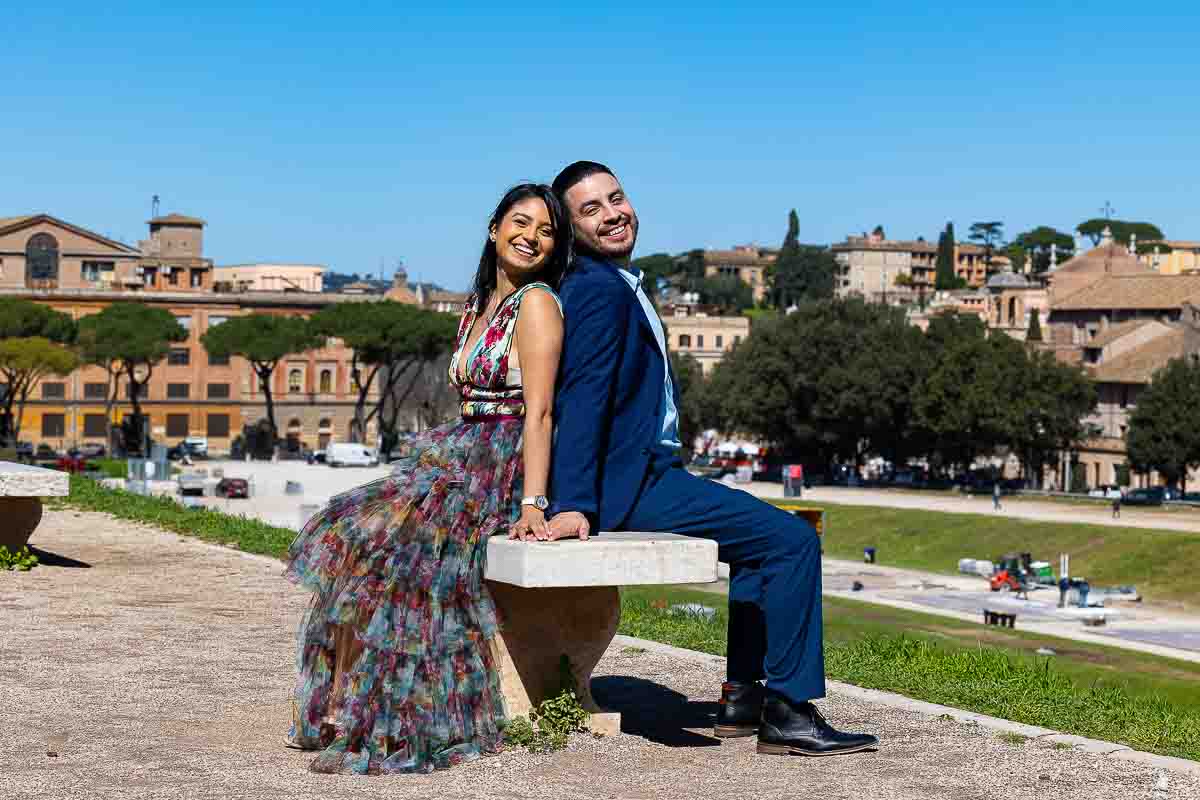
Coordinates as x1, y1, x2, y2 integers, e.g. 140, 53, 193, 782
934, 222, 957, 291
1027, 308, 1043, 342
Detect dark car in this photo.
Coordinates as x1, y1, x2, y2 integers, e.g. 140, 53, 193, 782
216, 478, 250, 499
1123, 487, 1166, 506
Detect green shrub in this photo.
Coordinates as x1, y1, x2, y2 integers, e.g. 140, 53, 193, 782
503, 655, 590, 753
0, 545, 38, 571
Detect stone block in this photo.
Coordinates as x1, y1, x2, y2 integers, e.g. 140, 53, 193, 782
485, 532, 718, 588
0, 462, 69, 552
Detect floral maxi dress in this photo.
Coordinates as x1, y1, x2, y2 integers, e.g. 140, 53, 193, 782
285, 282, 558, 774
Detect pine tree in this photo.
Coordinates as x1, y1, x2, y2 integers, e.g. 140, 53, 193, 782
934, 222, 958, 291
1026, 308, 1043, 342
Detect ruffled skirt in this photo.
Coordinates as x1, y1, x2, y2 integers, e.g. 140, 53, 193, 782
284, 418, 524, 774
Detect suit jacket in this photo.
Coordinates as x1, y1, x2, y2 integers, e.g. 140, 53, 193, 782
547, 254, 677, 530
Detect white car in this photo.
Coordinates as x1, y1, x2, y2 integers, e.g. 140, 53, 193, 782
326, 442, 378, 467
1088, 485, 1123, 499
183, 435, 209, 456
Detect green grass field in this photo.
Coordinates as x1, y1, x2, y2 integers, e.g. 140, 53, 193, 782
621, 585, 1200, 759
770, 499, 1200, 610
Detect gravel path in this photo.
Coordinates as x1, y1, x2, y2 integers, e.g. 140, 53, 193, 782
1, 509, 1195, 800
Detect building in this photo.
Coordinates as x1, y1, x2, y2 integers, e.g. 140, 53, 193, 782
1140, 240, 1200, 275
385, 268, 469, 314
660, 300, 750, 374
1, 212, 380, 454
1046, 227, 1154, 306
831, 231, 1012, 301
702, 245, 774, 303
906, 289, 990, 331
213, 263, 325, 293
984, 261, 1049, 341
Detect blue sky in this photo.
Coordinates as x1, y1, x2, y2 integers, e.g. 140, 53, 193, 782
4, 2, 1199, 290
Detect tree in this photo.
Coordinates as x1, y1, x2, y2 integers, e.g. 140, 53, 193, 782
1076, 219, 1164, 247
83, 303, 187, 453
201, 313, 324, 445
0, 338, 79, 446
630, 253, 677, 304
1013, 226, 1075, 273
310, 301, 457, 449
669, 352, 705, 458
1006, 350, 1096, 488
77, 316, 126, 452
696, 274, 754, 313
1026, 308, 1043, 342
0, 299, 76, 444
934, 223, 964, 291
968, 221, 1005, 274
1126, 359, 1200, 491
377, 310, 459, 455
765, 210, 834, 308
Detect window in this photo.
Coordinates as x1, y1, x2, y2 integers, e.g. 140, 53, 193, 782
208, 352, 230, 366
41, 413, 65, 437
733, 335, 742, 344
678, 334, 692, 348
190, 269, 204, 288
125, 383, 148, 399
25, 233, 59, 283
318, 417, 332, 430
142, 267, 157, 287
166, 414, 190, 438
288, 368, 303, 393
81, 260, 114, 282
167, 269, 179, 286
84, 382, 108, 400
175, 315, 192, 331
696, 335, 705, 348
41, 382, 66, 399
167, 348, 190, 366
207, 413, 230, 438
208, 315, 228, 327
207, 383, 231, 399
167, 383, 190, 399
83, 414, 108, 437
319, 369, 333, 394
716, 335, 723, 348
1120, 386, 1131, 409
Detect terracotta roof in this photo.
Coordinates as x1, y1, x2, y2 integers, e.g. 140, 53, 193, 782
148, 213, 206, 226
427, 289, 468, 302
832, 237, 937, 254
703, 248, 776, 266
0, 213, 141, 254
1054, 242, 1150, 276
0, 215, 34, 230
1091, 328, 1187, 384
1084, 319, 1156, 349
1052, 274, 1200, 311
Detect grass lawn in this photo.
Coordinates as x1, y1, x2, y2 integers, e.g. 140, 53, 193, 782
621, 585, 1200, 760
768, 499, 1200, 610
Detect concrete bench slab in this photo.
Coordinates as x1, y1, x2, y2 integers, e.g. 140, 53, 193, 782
483, 532, 718, 736
0, 461, 69, 551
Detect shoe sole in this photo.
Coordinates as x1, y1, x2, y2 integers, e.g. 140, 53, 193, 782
713, 724, 760, 738
756, 741, 876, 757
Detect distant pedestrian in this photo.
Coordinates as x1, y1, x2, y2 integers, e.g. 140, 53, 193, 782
1112, 495, 1121, 519
992, 482, 1002, 511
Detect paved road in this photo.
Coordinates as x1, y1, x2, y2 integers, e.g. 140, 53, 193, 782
2, 509, 1193, 799
746, 483, 1200, 533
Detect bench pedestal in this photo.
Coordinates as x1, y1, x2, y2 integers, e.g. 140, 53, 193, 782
487, 582, 621, 735
0, 497, 43, 552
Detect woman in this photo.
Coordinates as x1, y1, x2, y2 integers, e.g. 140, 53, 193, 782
285, 183, 572, 775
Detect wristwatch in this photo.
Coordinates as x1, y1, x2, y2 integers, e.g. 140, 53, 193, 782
521, 495, 549, 511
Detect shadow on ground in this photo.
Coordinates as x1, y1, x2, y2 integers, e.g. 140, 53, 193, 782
30, 546, 92, 569
592, 676, 720, 747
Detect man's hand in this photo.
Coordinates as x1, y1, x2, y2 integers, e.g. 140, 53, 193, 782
546, 511, 590, 541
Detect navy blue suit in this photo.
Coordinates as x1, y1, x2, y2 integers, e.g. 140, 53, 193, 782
549, 254, 826, 703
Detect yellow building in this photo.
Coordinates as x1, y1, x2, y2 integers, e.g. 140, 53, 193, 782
1140, 240, 1200, 275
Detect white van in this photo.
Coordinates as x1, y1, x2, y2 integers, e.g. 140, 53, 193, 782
326, 442, 378, 468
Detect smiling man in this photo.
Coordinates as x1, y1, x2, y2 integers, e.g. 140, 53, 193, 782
544, 161, 879, 758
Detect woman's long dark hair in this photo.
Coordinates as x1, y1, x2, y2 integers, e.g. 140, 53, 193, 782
470, 183, 573, 312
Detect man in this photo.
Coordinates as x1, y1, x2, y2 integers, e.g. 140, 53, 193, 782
543, 161, 878, 757
993, 481, 1002, 512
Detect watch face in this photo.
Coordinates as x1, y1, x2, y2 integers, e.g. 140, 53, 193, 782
535, 495, 549, 510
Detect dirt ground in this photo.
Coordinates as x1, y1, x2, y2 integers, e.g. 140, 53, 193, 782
1, 509, 1196, 800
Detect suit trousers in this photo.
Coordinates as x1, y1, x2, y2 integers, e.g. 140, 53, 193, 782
622, 454, 826, 704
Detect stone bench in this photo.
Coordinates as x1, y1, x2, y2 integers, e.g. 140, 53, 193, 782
484, 532, 718, 735
0, 461, 70, 552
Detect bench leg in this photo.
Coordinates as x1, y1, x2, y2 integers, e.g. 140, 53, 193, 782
0, 497, 43, 552
486, 582, 621, 736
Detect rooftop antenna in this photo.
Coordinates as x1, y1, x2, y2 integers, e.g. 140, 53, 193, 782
152, 195, 160, 218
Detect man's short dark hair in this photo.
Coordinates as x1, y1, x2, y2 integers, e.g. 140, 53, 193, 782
552, 160, 615, 200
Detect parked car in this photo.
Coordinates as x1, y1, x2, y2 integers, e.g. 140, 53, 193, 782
35, 443, 59, 461
215, 477, 250, 499
78, 442, 107, 458
1123, 487, 1166, 506
306, 449, 327, 465
183, 435, 209, 457
14, 441, 34, 460
1088, 485, 1123, 499
326, 442, 378, 467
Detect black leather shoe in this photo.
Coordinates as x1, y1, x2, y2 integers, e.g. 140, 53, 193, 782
757, 690, 878, 756
714, 681, 764, 738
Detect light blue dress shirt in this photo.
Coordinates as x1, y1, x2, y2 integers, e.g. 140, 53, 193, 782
617, 267, 681, 449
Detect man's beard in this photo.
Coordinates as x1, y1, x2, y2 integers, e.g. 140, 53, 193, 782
577, 218, 637, 260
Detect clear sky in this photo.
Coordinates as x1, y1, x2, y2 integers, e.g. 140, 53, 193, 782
4, 2, 1199, 290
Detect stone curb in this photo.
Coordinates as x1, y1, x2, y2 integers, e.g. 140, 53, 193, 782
611, 634, 1200, 777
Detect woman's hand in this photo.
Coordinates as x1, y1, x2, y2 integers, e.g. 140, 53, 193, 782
509, 506, 549, 541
